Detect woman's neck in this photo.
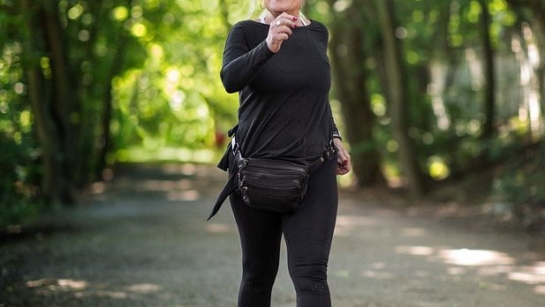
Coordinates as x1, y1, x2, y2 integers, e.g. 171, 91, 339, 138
270, 9, 300, 19
263, 11, 306, 26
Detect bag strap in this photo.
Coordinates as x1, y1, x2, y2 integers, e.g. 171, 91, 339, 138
207, 141, 245, 220
309, 141, 337, 173
232, 136, 336, 170
207, 126, 238, 220
207, 170, 237, 220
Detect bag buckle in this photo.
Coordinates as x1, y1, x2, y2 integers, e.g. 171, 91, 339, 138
323, 141, 336, 161
231, 137, 239, 154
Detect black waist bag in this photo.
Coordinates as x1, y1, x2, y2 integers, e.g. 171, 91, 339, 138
235, 153, 310, 213
207, 142, 336, 220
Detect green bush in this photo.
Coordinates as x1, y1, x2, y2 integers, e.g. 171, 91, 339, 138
493, 143, 545, 227
0, 135, 42, 228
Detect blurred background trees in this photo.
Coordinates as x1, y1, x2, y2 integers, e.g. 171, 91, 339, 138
1, 0, 544, 229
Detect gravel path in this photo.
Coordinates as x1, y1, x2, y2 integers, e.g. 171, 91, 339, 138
1, 163, 545, 307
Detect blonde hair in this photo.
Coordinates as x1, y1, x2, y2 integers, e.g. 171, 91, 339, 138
247, 0, 258, 18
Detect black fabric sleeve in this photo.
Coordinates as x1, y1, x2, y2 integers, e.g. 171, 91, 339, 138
220, 23, 275, 93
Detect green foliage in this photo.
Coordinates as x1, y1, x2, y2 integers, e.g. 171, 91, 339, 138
0, 13, 40, 227
0, 128, 41, 228
108, 0, 240, 159
492, 143, 545, 225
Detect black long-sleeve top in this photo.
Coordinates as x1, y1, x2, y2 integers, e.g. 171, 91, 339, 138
221, 20, 339, 164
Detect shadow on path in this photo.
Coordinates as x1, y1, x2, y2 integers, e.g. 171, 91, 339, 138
1, 163, 545, 307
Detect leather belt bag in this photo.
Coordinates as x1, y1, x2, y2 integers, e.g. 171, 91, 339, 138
207, 140, 336, 220
234, 151, 310, 213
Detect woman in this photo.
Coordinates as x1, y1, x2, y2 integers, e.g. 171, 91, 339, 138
214, 0, 351, 306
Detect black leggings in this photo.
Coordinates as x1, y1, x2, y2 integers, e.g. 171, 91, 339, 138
229, 157, 338, 307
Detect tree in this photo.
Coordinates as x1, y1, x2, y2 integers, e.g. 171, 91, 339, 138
326, 0, 386, 188
20, 0, 77, 204
375, 0, 425, 198
506, 0, 545, 137
10, 0, 148, 206
479, 0, 497, 141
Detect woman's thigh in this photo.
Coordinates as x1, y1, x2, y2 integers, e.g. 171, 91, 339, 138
282, 158, 338, 267
230, 193, 283, 273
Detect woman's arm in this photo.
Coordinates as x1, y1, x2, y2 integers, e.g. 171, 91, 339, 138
220, 24, 275, 93
221, 14, 298, 93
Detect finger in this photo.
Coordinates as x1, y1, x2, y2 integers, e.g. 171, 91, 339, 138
273, 23, 295, 34
339, 168, 349, 175
273, 16, 297, 29
336, 167, 348, 176
274, 32, 291, 42
337, 152, 348, 164
271, 23, 293, 38
279, 12, 298, 22
274, 18, 294, 27
341, 151, 351, 164
336, 158, 351, 175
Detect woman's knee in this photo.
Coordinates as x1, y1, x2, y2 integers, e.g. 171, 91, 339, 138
242, 272, 276, 294
290, 264, 330, 294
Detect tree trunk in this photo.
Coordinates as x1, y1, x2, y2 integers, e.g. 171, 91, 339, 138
20, 0, 65, 204
97, 34, 129, 177
507, 0, 545, 137
479, 0, 496, 140
375, 0, 424, 198
20, 0, 77, 204
328, 1, 386, 188
40, 0, 78, 203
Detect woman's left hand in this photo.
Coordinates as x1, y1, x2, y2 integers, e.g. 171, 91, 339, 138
333, 138, 351, 175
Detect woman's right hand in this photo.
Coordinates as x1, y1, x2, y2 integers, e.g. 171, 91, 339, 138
333, 138, 351, 175
266, 13, 298, 53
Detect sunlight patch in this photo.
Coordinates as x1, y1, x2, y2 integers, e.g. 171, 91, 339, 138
91, 182, 106, 194
535, 285, 545, 295
447, 266, 467, 275
58, 279, 88, 290
206, 223, 233, 234
362, 270, 394, 280
96, 290, 128, 299
127, 283, 161, 293
27, 279, 88, 290
334, 215, 375, 236
336, 215, 375, 227
508, 272, 545, 284
396, 245, 435, 256
401, 227, 428, 237
508, 263, 545, 285
440, 249, 515, 266
334, 215, 376, 236
168, 190, 199, 201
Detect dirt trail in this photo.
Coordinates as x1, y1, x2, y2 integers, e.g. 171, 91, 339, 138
1, 163, 545, 307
